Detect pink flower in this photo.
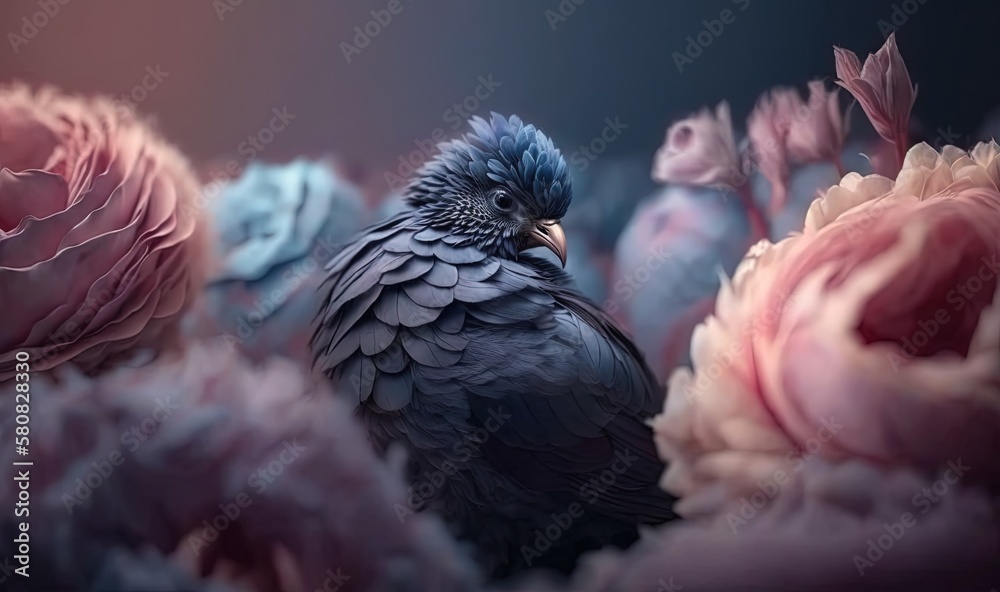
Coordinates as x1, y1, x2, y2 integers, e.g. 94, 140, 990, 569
0, 342, 477, 591
0, 84, 208, 380
653, 142, 1000, 517
747, 89, 798, 212
652, 102, 742, 188
834, 33, 916, 168
786, 81, 851, 167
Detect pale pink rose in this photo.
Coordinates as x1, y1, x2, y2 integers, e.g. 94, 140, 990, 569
652, 102, 742, 188
786, 81, 851, 168
0, 84, 208, 380
834, 33, 916, 169
653, 142, 1000, 517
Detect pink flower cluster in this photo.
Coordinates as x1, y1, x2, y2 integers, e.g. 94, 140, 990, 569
646, 34, 1000, 591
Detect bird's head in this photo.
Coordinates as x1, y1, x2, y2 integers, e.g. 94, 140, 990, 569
404, 112, 572, 266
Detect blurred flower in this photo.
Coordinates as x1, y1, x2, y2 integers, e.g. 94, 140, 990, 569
207, 158, 363, 283
747, 89, 798, 213
751, 143, 874, 241
535, 231, 611, 303
542, 461, 1000, 592
653, 142, 1000, 517
546, 156, 657, 303
0, 341, 478, 592
612, 185, 750, 380
183, 159, 367, 364
652, 102, 741, 188
568, 156, 658, 252
834, 33, 916, 170
755, 163, 836, 241
0, 84, 207, 380
786, 81, 851, 168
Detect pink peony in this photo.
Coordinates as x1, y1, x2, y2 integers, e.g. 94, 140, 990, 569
0, 84, 208, 380
834, 33, 916, 170
652, 102, 742, 188
653, 142, 1000, 517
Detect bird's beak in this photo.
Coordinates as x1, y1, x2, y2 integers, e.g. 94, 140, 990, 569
524, 220, 567, 267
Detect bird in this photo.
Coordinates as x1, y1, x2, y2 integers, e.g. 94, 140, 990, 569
311, 112, 676, 578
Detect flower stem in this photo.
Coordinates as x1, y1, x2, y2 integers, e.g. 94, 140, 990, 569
737, 183, 769, 242
895, 133, 909, 173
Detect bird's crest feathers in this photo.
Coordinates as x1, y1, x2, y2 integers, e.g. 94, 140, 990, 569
406, 112, 572, 220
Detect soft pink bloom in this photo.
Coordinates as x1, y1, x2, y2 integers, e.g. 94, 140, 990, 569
786, 81, 851, 167
653, 142, 1000, 517
0, 342, 476, 591
533, 461, 1000, 592
747, 89, 798, 212
652, 102, 742, 188
834, 33, 916, 166
0, 84, 208, 380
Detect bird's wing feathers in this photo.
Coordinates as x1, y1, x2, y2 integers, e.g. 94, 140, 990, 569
314, 219, 488, 412
314, 227, 672, 520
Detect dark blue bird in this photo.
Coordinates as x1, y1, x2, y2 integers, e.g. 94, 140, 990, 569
311, 113, 675, 577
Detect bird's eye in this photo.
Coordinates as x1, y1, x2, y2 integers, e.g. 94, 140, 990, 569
492, 190, 514, 211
